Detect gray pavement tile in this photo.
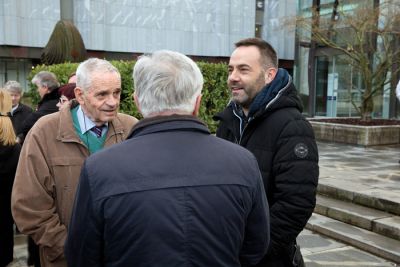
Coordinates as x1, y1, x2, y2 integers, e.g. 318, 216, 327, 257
298, 229, 347, 255
374, 216, 400, 241
308, 214, 400, 263
304, 246, 395, 267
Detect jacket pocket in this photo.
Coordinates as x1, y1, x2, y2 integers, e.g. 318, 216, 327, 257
49, 157, 84, 226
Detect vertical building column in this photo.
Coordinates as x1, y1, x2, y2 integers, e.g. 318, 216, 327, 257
255, 0, 264, 38
307, 0, 320, 117
60, 0, 74, 21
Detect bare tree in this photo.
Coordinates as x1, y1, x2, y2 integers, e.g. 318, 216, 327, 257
296, 0, 400, 121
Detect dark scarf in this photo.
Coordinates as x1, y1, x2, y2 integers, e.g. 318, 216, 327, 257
248, 68, 289, 117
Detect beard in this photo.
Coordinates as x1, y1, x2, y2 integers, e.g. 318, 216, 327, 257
230, 71, 266, 110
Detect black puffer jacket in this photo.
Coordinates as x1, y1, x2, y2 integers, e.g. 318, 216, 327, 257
214, 70, 319, 266
19, 88, 59, 143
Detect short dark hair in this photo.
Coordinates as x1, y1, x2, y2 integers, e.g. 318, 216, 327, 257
59, 83, 76, 100
235, 38, 278, 69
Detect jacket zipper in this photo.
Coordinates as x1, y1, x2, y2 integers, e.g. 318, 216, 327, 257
232, 109, 252, 145
232, 76, 292, 145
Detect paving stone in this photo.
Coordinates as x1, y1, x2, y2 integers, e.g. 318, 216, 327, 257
307, 213, 400, 263
303, 246, 395, 267
374, 216, 400, 241
297, 229, 347, 255
354, 189, 400, 216
315, 195, 391, 231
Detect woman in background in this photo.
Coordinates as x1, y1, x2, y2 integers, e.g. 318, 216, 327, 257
56, 82, 76, 110
0, 89, 21, 267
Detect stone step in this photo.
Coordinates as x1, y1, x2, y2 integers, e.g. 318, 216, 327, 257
316, 194, 400, 241
306, 213, 400, 264
317, 181, 400, 216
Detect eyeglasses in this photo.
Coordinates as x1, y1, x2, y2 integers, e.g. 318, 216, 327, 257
59, 96, 69, 104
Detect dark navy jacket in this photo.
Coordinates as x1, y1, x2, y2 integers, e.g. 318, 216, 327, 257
65, 115, 270, 267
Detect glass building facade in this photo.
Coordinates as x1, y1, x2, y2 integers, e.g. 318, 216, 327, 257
294, 0, 399, 118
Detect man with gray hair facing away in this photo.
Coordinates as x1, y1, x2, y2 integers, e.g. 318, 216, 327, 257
12, 58, 138, 267
65, 50, 270, 267
18, 71, 60, 144
3, 80, 32, 142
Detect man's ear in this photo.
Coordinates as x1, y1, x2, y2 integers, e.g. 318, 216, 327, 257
74, 87, 85, 105
192, 94, 202, 116
133, 92, 142, 114
264, 68, 278, 84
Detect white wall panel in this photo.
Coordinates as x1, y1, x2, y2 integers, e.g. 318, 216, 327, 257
75, 0, 255, 56
263, 0, 296, 60
0, 0, 60, 46
0, 0, 255, 56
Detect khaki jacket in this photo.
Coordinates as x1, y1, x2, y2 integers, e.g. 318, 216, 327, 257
11, 106, 138, 267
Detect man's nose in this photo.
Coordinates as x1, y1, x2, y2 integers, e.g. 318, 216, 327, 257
228, 69, 240, 82
105, 95, 118, 107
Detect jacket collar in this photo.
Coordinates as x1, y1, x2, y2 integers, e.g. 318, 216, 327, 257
128, 114, 209, 139
38, 87, 59, 106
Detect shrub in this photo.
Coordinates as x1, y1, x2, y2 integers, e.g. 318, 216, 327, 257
27, 60, 230, 132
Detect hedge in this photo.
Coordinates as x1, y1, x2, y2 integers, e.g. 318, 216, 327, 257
27, 60, 230, 132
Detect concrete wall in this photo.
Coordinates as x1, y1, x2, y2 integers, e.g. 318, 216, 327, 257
0, 0, 60, 47
310, 121, 400, 146
75, 0, 255, 56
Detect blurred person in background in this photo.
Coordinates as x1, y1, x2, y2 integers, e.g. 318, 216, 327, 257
18, 71, 61, 267
56, 83, 76, 111
67, 73, 77, 84
0, 89, 21, 267
3, 80, 32, 143
19, 71, 60, 144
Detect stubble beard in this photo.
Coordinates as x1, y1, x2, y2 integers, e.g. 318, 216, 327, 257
231, 72, 266, 110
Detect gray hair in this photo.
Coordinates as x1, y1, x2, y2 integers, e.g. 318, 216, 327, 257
4, 80, 23, 94
76, 58, 120, 92
133, 50, 203, 117
31, 71, 60, 91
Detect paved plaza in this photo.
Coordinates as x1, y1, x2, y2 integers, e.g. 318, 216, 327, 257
7, 141, 400, 267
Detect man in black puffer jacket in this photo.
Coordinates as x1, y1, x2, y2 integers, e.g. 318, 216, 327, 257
214, 38, 319, 267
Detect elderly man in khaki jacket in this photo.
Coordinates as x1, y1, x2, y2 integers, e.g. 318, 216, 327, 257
11, 58, 138, 267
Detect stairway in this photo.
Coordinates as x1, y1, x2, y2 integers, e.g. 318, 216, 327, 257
307, 183, 400, 264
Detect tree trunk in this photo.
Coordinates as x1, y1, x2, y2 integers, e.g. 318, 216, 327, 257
361, 96, 373, 121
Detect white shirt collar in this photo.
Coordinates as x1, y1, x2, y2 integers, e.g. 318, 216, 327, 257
76, 106, 108, 135
11, 104, 19, 115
